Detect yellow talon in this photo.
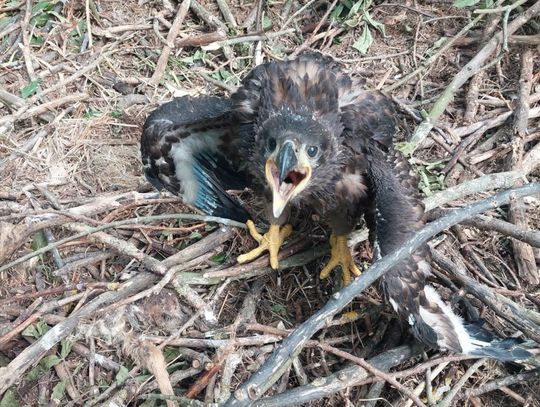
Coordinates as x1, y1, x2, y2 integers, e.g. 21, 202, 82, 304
320, 234, 361, 285
237, 220, 292, 269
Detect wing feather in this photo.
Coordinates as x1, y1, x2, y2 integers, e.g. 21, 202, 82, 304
141, 95, 250, 222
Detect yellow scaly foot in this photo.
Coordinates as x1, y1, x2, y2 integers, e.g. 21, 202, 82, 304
237, 220, 293, 269
320, 234, 361, 285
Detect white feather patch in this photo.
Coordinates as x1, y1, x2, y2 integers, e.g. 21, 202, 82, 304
170, 131, 222, 203
420, 285, 484, 354
388, 297, 399, 312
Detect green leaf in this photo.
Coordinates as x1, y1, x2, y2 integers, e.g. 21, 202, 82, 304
453, 0, 480, 8
163, 347, 181, 363
21, 80, 40, 98
22, 321, 50, 339
0, 390, 20, 407
115, 366, 130, 385
51, 382, 66, 402
209, 253, 227, 263
60, 339, 74, 359
330, 3, 345, 22
351, 25, 373, 54
271, 304, 287, 316
262, 15, 272, 30
32, 1, 53, 13
30, 35, 45, 45
347, 0, 364, 17
363, 10, 385, 36
188, 231, 202, 240
41, 355, 62, 370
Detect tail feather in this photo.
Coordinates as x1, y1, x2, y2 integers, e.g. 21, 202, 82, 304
465, 322, 534, 361
411, 285, 533, 361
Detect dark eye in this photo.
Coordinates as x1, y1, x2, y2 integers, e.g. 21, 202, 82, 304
307, 146, 318, 158
268, 137, 277, 151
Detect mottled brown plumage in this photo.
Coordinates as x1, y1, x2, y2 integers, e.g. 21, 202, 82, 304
141, 53, 531, 361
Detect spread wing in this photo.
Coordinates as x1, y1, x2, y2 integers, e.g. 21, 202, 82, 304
342, 91, 530, 360
141, 95, 251, 222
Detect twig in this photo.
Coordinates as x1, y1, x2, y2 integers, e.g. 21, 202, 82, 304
282, 0, 318, 30
150, 0, 191, 86
249, 346, 422, 407
455, 106, 540, 140
189, 0, 234, 64
384, 10, 489, 93
18, 0, 36, 83
474, 0, 529, 14
318, 344, 427, 407
85, 0, 93, 50
175, 31, 227, 48
223, 183, 540, 406
290, 0, 339, 58
431, 249, 540, 342
0, 213, 245, 273
462, 215, 540, 248
423, 171, 526, 212
462, 368, 540, 398
463, 15, 500, 123
401, 0, 540, 155
203, 28, 296, 49
436, 359, 486, 407
186, 345, 232, 399
216, 0, 237, 28
0, 273, 155, 395
509, 48, 537, 284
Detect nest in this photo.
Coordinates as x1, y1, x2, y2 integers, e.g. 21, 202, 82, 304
1, 1, 539, 406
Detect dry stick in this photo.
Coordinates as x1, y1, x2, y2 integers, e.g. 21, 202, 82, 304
463, 368, 540, 399
250, 345, 422, 407
403, 0, 540, 155
19, 93, 89, 121
92, 24, 153, 38
423, 171, 525, 212
85, 0, 93, 50
204, 28, 296, 49
454, 107, 538, 139
290, 0, 339, 58
431, 249, 540, 342
0, 273, 155, 396
509, 48, 537, 284
189, 0, 234, 64
19, 0, 36, 82
223, 183, 540, 406
384, 10, 488, 94
462, 215, 540, 248
403, 360, 449, 407
150, 0, 191, 86
0, 281, 114, 306
0, 226, 232, 396
455, 34, 540, 47
175, 31, 227, 48
216, 0, 237, 28
318, 344, 427, 407
0, 48, 114, 128
463, 15, 500, 123
0, 213, 245, 273
63, 224, 231, 323
436, 359, 486, 407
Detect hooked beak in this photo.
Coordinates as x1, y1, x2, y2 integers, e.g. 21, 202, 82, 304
265, 141, 312, 219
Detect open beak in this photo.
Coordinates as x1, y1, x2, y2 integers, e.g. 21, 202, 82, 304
265, 141, 312, 218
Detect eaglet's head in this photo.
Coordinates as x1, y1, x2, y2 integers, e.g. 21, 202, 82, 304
258, 110, 343, 218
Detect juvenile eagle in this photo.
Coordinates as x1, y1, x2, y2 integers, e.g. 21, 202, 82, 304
141, 53, 530, 360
